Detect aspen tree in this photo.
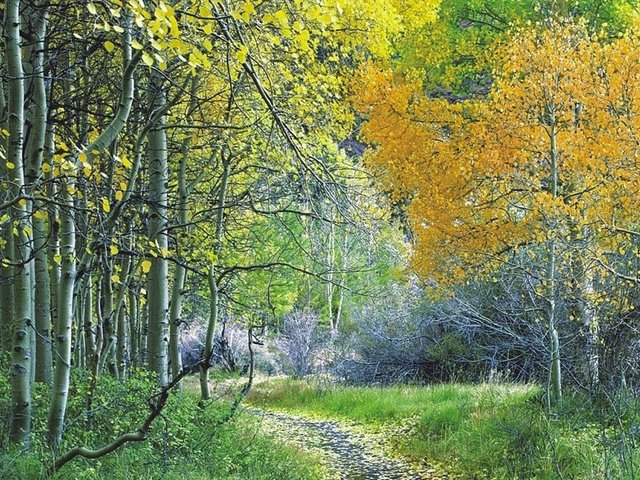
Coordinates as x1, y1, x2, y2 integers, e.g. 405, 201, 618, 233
5, 0, 34, 445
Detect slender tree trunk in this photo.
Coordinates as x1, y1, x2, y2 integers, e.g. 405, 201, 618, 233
168, 156, 188, 382
82, 277, 96, 369
333, 233, 349, 336
129, 285, 138, 366
92, 278, 104, 375
116, 302, 128, 381
0, 56, 8, 356
200, 266, 218, 400
46, 130, 60, 336
200, 158, 230, 400
98, 266, 116, 375
168, 259, 185, 382
0, 80, 13, 353
6, 0, 34, 445
168, 75, 199, 384
47, 184, 76, 448
114, 250, 133, 381
326, 217, 335, 331
82, 274, 96, 368
546, 240, 562, 410
546, 120, 562, 411
140, 305, 148, 364
576, 226, 599, 391
146, 71, 170, 386
74, 303, 85, 370
0, 230, 14, 356
23, 0, 50, 383
33, 210, 52, 382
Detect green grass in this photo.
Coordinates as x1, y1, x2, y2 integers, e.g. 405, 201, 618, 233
0, 371, 326, 480
248, 378, 640, 480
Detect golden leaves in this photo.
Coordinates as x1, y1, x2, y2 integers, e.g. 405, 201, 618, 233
141, 260, 152, 274
356, 20, 640, 285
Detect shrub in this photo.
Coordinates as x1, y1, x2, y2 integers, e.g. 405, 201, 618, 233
276, 311, 323, 378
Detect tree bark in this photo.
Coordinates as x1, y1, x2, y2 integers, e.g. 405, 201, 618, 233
200, 158, 230, 400
546, 120, 562, 411
168, 75, 199, 384
46, 184, 76, 448
146, 70, 170, 386
6, 0, 34, 445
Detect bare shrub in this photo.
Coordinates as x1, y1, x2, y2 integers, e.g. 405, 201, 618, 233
212, 318, 249, 372
276, 311, 323, 378
180, 315, 205, 370
332, 282, 442, 384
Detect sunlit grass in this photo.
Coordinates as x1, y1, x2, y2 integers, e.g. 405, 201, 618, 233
248, 378, 638, 479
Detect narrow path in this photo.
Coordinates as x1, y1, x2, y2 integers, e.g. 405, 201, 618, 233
251, 408, 448, 480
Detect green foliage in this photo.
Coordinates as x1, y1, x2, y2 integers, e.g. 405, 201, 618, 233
0, 372, 324, 479
396, 0, 634, 94
248, 379, 640, 479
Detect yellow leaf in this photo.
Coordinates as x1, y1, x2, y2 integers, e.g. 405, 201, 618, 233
87, 2, 97, 15
110, 244, 119, 255
142, 52, 154, 66
235, 45, 248, 64
131, 39, 144, 50
274, 10, 287, 23
104, 40, 115, 52
6, 162, 15, 170
53, 253, 62, 264
101, 198, 111, 213
115, 190, 124, 201
141, 260, 152, 273
111, 274, 120, 283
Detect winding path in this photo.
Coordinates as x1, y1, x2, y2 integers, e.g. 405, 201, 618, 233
251, 408, 448, 480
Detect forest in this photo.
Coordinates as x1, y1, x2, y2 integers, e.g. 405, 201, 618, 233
1, 0, 640, 478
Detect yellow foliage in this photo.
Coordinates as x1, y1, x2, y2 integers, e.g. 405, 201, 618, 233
356, 20, 640, 284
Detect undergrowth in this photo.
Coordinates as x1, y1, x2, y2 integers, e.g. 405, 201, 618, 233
0, 370, 325, 480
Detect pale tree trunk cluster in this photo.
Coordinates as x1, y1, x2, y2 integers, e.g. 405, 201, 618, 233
2, 0, 362, 454
0, 0, 205, 448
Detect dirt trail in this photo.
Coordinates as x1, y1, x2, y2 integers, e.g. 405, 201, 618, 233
251, 408, 449, 480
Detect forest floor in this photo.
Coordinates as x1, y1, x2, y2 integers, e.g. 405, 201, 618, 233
249, 406, 449, 480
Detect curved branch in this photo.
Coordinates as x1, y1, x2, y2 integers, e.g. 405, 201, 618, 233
50, 359, 204, 474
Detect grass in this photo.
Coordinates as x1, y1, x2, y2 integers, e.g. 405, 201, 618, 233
0, 371, 327, 480
248, 378, 640, 480
3, 370, 638, 479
